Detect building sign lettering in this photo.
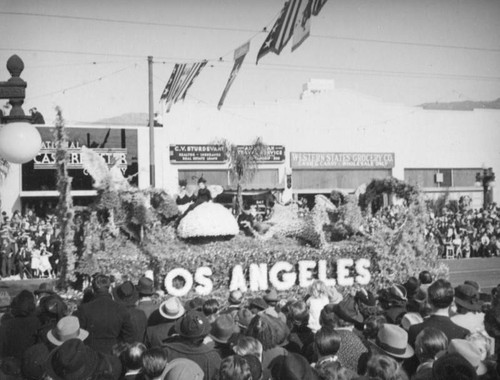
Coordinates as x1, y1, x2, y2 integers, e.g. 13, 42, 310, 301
34, 140, 128, 171
170, 144, 285, 163
291, 152, 395, 169
236, 145, 285, 162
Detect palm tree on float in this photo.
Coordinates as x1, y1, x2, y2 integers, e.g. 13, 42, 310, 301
218, 137, 267, 216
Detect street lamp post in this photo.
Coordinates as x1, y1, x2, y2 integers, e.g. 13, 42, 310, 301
475, 167, 496, 209
0, 55, 42, 163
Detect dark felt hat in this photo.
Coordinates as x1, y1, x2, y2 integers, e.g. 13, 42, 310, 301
175, 310, 211, 339
136, 276, 154, 296
22, 343, 50, 380
185, 297, 204, 312
333, 297, 364, 325
210, 314, 240, 343
432, 353, 478, 380
270, 352, 320, 380
112, 281, 139, 306
455, 284, 482, 312
34, 282, 55, 296
45, 339, 99, 380
197, 177, 207, 184
237, 308, 254, 329
249, 297, 268, 311
243, 355, 262, 380
11, 289, 35, 317
404, 277, 421, 298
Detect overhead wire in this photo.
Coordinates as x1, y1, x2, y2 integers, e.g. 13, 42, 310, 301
26, 62, 142, 101
2, 10, 500, 53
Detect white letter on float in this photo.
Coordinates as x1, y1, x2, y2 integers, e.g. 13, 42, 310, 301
164, 268, 193, 297
318, 260, 336, 287
229, 265, 248, 292
337, 258, 354, 287
298, 260, 316, 288
355, 259, 371, 285
249, 263, 269, 292
269, 261, 297, 291
194, 267, 213, 295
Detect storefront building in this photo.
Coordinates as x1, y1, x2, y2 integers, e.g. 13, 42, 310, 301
1, 80, 499, 213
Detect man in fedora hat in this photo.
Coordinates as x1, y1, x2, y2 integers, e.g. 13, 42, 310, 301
136, 276, 158, 320
409, 279, 469, 347
209, 314, 240, 359
112, 280, 147, 343
46, 316, 89, 347
145, 296, 185, 348
163, 310, 221, 380
451, 284, 485, 333
369, 323, 414, 361
74, 274, 135, 354
45, 338, 122, 380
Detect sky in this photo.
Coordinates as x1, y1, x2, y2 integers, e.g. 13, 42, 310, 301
1, 0, 499, 123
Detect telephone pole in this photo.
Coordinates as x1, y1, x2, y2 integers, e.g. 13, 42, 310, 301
148, 56, 155, 187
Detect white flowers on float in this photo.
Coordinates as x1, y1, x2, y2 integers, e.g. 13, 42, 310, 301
163, 258, 371, 297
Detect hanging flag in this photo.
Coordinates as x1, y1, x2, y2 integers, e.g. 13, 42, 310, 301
311, 0, 328, 16
218, 42, 250, 110
291, 0, 312, 52
256, 0, 303, 64
161, 60, 208, 112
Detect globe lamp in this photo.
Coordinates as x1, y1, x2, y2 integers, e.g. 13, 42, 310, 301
0, 122, 42, 163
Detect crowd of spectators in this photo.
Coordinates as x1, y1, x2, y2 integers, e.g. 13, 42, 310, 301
365, 203, 500, 259
0, 271, 499, 380
426, 204, 500, 259
0, 210, 63, 280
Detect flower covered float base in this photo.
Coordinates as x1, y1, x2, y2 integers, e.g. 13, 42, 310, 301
177, 202, 239, 240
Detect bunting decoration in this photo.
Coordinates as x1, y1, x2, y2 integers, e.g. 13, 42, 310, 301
161, 60, 208, 112
291, 0, 312, 52
256, 0, 303, 64
218, 42, 250, 110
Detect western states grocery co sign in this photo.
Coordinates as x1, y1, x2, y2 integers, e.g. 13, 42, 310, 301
290, 152, 395, 169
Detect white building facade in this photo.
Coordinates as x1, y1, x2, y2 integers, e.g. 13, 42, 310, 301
1, 80, 499, 213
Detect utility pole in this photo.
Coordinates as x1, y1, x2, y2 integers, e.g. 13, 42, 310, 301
148, 56, 155, 187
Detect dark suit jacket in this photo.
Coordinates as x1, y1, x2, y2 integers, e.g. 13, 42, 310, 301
127, 306, 147, 344
408, 314, 469, 347
144, 321, 176, 348
75, 291, 135, 354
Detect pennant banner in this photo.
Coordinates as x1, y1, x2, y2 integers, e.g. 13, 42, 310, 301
292, 0, 312, 52
256, 0, 303, 64
218, 42, 250, 110
311, 0, 328, 16
161, 60, 208, 112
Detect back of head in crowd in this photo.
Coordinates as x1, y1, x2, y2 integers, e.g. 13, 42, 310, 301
219, 355, 253, 380
203, 298, 220, 320
288, 300, 309, 326
92, 274, 111, 293
314, 327, 341, 358
415, 328, 448, 363
419, 271, 433, 285
120, 342, 146, 372
232, 336, 263, 362
428, 279, 454, 310
141, 348, 168, 380
246, 314, 289, 350
366, 355, 409, 380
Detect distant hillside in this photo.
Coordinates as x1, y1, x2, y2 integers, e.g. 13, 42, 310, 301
91, 112, 149, 125
420, 98, 500, 111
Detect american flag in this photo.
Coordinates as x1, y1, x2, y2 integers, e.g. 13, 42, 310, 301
161, 61, 207, 112
292, 0, 313, 52
256, 0, 303, 63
